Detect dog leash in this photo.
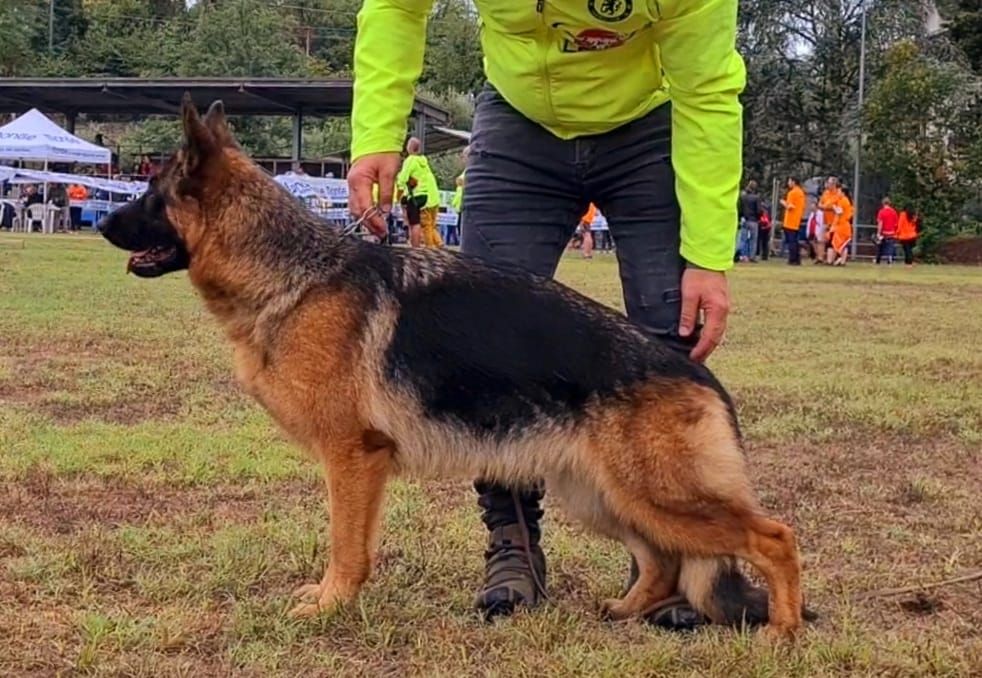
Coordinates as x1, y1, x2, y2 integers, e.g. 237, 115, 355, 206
342, 205, 383, 239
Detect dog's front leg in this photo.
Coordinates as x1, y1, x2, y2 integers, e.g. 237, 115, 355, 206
289, 433, 392, 619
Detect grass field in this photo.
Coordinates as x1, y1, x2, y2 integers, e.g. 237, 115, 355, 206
1, 232, 980, 677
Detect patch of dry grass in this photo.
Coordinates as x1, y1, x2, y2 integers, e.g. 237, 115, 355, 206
1, 234, 980, 676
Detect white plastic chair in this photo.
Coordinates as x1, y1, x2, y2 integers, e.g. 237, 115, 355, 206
27, 204, 51, 233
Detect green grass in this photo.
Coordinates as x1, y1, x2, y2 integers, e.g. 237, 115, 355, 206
1, 233, 980, 676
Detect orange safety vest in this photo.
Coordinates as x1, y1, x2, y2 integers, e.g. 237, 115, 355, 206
818, 188, 840, 229
580, 203, 597, 226
830, 195, 853, 253
897, 212, 918, 241
783, 185, 805, 230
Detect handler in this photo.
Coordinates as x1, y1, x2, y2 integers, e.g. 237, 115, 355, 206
348, 0, 745, 628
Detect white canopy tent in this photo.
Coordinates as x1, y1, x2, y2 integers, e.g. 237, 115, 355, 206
0, 108, 110, 165
0, 108, 111, 221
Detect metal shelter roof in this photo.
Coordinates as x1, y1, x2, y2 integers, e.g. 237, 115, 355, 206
0, 78, 450, 123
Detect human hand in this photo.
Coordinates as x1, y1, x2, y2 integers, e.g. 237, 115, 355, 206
347, 153, 401, 238
679, 267, 730, 363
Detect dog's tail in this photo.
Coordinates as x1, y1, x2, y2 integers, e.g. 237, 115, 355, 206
679, 557, 817, 627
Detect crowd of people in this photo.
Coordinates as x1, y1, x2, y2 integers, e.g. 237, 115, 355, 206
387, 158, 924, 270
736, 175, 922, 267
0, 181, 93, 231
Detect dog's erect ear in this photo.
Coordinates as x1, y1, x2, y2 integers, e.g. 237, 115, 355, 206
203, 100, 237, 148
181, 92, 217, 171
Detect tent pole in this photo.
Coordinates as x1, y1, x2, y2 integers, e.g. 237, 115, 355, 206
43, 159, 49, 234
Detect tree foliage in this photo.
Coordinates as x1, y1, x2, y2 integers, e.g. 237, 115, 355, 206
866, 41, 982, 251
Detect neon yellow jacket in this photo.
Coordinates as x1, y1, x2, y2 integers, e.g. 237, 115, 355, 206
396, 154, 440, 208
451, 171, 465, 212
352, 0, 745, 271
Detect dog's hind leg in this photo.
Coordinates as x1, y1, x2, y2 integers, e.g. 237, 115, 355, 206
591, 384, 804, 637
548, 472, 680, 621
289, 431, 393, 619
601, 533, 679, 621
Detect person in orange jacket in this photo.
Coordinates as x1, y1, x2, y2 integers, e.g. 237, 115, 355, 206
826, 186, 854, 266
897, 206, 920, 266
780, 176, 806, 265
816, 176, 843, 265
67, 183, 88, 231
578, 203, 597, 259
817, 177, 840, 229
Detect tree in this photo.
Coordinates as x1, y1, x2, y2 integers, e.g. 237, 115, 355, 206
26, 0, 88, 55
64, 0, 168, 76
422, 0, 483, 95
866, 40, 982, 253
0, 2, 39, 76
151, 0, 321, 78
945, 0, 982, 72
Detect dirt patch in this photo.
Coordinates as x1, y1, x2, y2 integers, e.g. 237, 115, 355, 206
35, 394, 186, 426
0, 469, 319, 535
0, 340, 238, 425
937, 235, 982, 265
748, 438, 982, 634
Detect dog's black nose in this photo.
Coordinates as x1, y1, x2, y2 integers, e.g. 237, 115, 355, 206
95, 214, 110, 234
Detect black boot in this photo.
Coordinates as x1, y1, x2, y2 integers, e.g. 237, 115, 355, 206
473, 481, 546, 619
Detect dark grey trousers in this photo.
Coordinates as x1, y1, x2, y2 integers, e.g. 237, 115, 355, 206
461, 86, 693, 531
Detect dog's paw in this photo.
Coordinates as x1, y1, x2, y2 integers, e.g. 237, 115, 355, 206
287, 584, 352, 620
291, 583, 322, 602
758, 622, 800, 642
601, 597, 636, 621
288, 600, 328, 619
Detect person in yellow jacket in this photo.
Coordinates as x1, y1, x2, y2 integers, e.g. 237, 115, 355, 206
347, 0, 744, 628
446, 145, 468, 247
396, 137, 443, 248
448, 173, 464, 246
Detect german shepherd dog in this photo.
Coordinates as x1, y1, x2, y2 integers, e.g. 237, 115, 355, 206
99, 97, 806, 638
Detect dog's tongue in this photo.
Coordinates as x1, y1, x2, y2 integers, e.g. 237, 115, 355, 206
127, 250, 150, 273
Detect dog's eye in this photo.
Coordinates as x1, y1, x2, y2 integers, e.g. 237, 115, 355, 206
144, 191, 161, 212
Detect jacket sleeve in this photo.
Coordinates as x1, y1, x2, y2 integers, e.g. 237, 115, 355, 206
396, 156, 415, 194
653, 0, 746, 271
351, 0, 434, 162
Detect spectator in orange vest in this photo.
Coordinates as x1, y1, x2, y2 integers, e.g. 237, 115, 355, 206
780, 176, 806, 265
818, 176, 840, 230
67, 183, 88, 231
826, 186, 854, 266
897, 206, 920, 267
817, 176, 844, 265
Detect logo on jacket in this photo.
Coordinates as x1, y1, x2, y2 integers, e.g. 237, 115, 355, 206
560, 27, 632, 52
588, 0, 632, 22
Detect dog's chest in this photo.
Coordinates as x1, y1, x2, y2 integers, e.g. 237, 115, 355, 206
230, 343, 310, 442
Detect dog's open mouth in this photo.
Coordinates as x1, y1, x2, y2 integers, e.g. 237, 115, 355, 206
127, 245, 188, 278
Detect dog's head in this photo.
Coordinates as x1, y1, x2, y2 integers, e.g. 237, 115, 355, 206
99, 95, 241, 278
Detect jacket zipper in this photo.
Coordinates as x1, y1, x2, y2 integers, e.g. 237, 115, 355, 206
535, 0, 555, 125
